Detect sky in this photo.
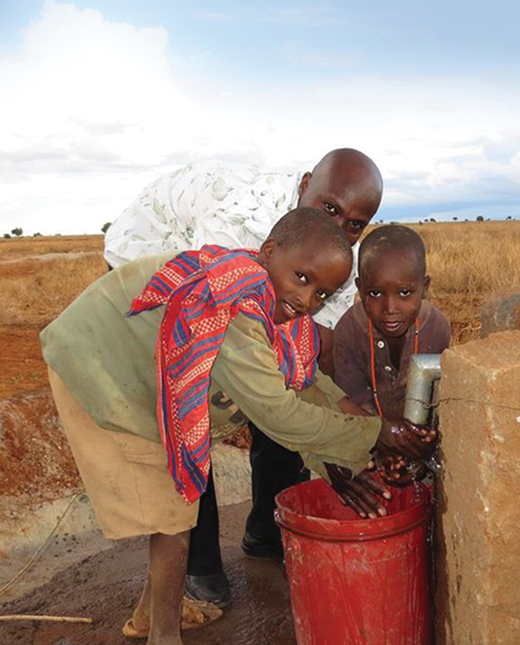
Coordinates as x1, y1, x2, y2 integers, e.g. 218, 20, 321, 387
0, 0, 519, 235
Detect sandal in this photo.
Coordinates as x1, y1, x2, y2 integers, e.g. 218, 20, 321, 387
122, 597, 223, 638
181, 597, 223, 629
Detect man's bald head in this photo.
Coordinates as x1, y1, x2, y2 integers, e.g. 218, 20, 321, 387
311, 149, 383, 209
297, 148, 383, 246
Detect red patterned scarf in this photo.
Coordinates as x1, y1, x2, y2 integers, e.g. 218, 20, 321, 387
128, 245, 320, 503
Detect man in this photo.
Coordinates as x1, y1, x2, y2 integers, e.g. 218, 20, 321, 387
104, 148, 384, 608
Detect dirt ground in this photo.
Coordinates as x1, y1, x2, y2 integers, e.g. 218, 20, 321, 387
0, 502, 296, 645
0, 238, 107, 400
0, 326, 47, 400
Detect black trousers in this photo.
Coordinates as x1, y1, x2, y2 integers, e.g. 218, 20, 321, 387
187, 467, 223, 576
187, 422, 309, 576
244, 421, 310, 543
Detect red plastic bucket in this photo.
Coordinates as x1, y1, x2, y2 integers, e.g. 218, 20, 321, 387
275, 478, 432, 645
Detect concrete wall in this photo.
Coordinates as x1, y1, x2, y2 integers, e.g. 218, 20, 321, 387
435, 330, 520, 644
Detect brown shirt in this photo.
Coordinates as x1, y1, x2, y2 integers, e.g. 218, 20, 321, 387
333, 300, 450, 417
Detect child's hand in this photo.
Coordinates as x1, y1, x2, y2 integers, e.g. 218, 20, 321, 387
377, 417, 437, 461
324, 463, 392, 519
374, 450, 427, 487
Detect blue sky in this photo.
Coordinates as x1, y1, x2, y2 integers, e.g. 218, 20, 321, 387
1, 1, 519, 234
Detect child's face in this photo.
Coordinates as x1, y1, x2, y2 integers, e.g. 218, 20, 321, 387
259, 238, 351, 324
356, 250, 430, 339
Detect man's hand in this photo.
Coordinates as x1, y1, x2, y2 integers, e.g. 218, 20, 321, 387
377, 417, 437, 461
324, 463, 392, 519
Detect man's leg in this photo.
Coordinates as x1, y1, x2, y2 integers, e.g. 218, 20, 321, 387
185, 468, 231, 607
147, 531, 189, 645
243, 421, 310, 558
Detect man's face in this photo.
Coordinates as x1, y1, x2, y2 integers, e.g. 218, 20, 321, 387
259, 239, 352, 324
297, 171, 378, 246
356, 251, 430, 339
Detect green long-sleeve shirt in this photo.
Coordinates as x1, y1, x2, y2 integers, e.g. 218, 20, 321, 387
41, 253, 380, 478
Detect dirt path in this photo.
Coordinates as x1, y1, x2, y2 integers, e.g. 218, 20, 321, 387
0, 502, 296, 645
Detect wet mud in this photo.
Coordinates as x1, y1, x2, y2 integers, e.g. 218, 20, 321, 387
0, 502, 296, 645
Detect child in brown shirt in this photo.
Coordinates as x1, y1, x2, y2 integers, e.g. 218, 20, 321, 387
330, 225, 448, 504
334, 225, 450, 418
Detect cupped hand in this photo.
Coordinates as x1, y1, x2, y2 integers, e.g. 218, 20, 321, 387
324, 463, 392, 519
374, 449, 427, 487
377, 417, 437, 461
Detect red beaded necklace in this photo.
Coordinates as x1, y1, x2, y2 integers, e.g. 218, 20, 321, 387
368, 318, 419, 417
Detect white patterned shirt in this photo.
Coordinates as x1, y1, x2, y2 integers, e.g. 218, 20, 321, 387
104, 161, 359, 329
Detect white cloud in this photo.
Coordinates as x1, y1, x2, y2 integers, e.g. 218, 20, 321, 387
0, 1, 196, 233
0, 2, 518, 234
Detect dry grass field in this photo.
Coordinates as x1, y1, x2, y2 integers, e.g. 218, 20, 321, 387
0, 234, 103, 260
0, 221, 518, 398
408, 221, 520, 343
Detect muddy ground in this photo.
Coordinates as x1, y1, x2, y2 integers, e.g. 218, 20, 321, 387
0, 502, 296, 645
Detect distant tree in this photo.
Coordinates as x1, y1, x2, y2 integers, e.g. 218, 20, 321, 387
11, 227, 23, 237
476, 215, 484, 222
418, 220, 423, 225
101, 222, 112, 234
506, 216, 512, 221
430, 218, 436, 223
33, 232, 42, 237
3, 233, 11, 239
452, 217, 458, 221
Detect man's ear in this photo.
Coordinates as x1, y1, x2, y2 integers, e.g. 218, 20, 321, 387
297, 172, 312, 198
422, 275, 431, 297
257, 238, 277, 266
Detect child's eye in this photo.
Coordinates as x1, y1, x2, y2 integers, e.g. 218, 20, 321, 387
295, 272, 308, 284
347, 220, 365, 231
316, 290, 330, 301
368, 290, 381, 298
400, 289, 412, 297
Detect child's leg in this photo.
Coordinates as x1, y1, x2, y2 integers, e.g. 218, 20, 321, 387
147, 530, 190, 645
127, 572, 152, 633
126, 536, 224, 640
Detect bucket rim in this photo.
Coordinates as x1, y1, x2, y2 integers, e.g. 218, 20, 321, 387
275, 479, 431, 542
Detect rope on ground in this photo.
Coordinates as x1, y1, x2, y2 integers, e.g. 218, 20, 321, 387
0, 492, 82, 598
0, 614, 92, 624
